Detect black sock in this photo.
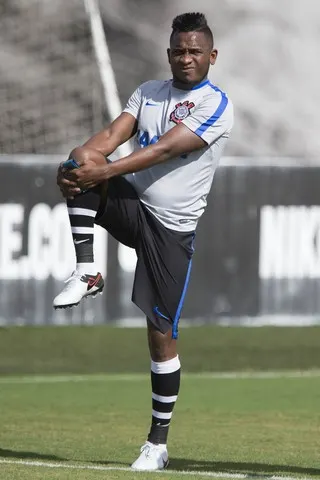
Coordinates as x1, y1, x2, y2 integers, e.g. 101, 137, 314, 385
147, 356, 181, 445
67, 188, 101, 263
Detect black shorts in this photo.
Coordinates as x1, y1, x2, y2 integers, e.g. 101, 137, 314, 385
95, 176, 195, 338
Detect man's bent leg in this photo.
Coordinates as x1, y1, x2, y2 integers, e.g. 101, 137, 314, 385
131, 319, 180, 471
53, 182, 107, 309
67, 187, 101, 271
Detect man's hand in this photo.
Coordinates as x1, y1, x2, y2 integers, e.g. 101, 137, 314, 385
56, 146, 111, 198
57, 163, 81, 199
63, 158, 109, 191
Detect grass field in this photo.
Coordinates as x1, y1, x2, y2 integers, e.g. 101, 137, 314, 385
1, 373, 320, 479
1, 326, 320, 374
1, 326, 320, 479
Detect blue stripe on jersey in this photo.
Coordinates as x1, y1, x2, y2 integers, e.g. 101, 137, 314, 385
194, 83, 228, 137
191, 79, 210, 90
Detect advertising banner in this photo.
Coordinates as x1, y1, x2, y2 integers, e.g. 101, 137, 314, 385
184, 160, 320, 323
0, 156, 107, 325
1, 156, 319, 325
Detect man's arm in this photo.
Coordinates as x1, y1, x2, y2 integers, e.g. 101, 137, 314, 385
62, 92, 232, 192
102, 89, 232, 177
81, 112, 138, 156
103, 123, 206, 178
79, 81, 142, 156
58, 112, 137, 197
64, 123, 206, 191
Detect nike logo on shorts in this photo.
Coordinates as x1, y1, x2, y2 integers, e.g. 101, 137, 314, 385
146, 101, 160, 106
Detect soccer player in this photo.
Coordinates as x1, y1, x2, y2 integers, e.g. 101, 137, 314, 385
55, 12, 233, 471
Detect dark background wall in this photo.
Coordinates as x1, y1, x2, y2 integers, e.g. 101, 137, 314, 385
1, 156, 319, 326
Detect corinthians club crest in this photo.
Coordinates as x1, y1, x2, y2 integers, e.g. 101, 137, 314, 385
170, 100, 195, 124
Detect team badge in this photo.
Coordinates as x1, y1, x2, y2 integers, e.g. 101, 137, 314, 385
170, 101, 195, 124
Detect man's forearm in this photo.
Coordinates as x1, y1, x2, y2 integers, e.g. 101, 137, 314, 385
103, 123, 205, 179
82, 129, 118, 157
81, 112, 138, 157
105, 143, 172, 179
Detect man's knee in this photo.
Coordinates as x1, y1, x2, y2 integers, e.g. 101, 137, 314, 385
150, 340, 171, 362
70, 146, 107, 167
147, 319, 177, 362
70, 146, 92, 164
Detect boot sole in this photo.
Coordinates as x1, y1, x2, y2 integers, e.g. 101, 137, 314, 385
53, 285, 104, 310
131, 458, 169, 471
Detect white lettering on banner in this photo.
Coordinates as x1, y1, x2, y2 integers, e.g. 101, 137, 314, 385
0, 203, 107, 280
0, 204, 24, 279
28, 203, 52, 280
259, 205, 320, 279
118, 244, 137, 273
50, 204, 76, 281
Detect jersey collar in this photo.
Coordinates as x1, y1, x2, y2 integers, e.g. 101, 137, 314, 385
170, 78, 209, 91
191, 78, 210, 90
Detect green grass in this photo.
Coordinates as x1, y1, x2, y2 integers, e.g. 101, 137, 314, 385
1, 326, 320, 478
1, 326, 320, 374
1, 374, 320, 480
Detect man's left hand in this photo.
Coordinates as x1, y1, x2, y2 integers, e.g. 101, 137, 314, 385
63, 158, 110, 191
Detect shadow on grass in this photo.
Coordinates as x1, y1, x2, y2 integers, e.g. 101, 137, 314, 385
0, 448, 66, 462
169, 458, 320, 476
0, 449, 127, 467
2, 449, 320, 477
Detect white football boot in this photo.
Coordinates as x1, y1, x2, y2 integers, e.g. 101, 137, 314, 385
53, 271, 104, 309
131, 442, 169, 471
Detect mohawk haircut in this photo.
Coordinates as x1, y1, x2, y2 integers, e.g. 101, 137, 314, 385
170, 12, 214, 47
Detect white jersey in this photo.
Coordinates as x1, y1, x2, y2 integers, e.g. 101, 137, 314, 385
123, 78, 234, 232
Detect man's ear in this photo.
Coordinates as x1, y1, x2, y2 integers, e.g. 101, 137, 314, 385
210, 49, 218, 65
167, 48, 171, 64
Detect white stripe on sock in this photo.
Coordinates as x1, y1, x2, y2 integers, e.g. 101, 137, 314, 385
68, 207, 96, 217
76, 263, 96, 275
151, 355, 181, 374
152, 393, 178, 403
71, 227, 94, 235
152, 409, 172, 420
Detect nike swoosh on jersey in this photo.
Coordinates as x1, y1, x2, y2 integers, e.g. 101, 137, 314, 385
146, 101, 160, 106
74, 238, 90, 245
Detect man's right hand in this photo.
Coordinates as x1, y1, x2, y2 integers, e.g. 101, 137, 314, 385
56, 162, 82, 199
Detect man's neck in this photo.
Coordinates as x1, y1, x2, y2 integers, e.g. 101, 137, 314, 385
172, 77, 208, 91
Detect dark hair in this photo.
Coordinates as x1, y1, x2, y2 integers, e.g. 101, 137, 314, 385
170, 12, 213, 47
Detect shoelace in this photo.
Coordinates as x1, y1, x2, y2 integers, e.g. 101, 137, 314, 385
140, 443, 160, 459
63, 271, 83, 290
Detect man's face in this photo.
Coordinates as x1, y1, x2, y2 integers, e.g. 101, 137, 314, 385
167, 31, 217, 87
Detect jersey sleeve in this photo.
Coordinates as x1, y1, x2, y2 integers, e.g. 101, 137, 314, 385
123, 85, 142, 119
182, 91, 234, 145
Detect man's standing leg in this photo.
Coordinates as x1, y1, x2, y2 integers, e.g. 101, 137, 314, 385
131, 320, 180, 471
